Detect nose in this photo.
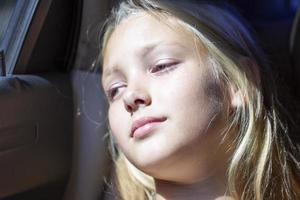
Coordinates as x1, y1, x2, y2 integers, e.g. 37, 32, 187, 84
123, 87, 151, 115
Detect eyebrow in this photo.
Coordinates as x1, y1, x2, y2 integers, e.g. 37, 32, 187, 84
102, 43, 157, 79
140, 41, 188, 57
102, 42, 187, 79
102, 67, 120, 83
102, 68, 120, 89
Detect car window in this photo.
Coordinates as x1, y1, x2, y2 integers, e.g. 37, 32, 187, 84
0, 0, 16, 44
0, 0, 38, 75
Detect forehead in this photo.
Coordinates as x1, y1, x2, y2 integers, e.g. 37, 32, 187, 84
102, 11, 198, 74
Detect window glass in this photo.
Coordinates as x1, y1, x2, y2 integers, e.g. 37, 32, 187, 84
0, 0, 17, 44
0, 0, 38, 75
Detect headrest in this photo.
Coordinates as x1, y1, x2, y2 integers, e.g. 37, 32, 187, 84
290, 7, 300, 73
290, 6, 300, 97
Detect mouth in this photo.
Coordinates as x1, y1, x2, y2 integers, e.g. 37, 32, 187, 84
131, 116, 167, 139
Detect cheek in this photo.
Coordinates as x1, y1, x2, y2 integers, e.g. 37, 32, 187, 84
108, 104, 129, 142
158, 71, 221, 112
156, 67, 223, 135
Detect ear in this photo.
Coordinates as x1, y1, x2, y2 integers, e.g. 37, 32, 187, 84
228, 56, 260, 110
229, 86, 244, 108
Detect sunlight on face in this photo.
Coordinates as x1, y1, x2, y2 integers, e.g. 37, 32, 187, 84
102, 12, 228, 183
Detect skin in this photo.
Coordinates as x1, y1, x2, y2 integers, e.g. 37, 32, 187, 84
102, 12, 233, 199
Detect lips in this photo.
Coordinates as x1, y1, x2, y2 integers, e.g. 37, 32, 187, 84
131, 116, 167, 138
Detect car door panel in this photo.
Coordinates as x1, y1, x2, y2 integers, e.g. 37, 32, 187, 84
0, 73, 73, 198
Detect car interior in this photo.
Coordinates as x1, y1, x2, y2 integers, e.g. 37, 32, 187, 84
0, 0, 299, 200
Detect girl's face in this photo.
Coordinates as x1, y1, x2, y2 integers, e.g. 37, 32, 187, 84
102, 12, 228, 183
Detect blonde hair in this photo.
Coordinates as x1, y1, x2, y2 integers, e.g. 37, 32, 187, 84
101, 0, 300, 199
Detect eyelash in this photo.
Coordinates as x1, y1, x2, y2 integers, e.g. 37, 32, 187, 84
106, 84, 125, 101
149, 61, 179, 74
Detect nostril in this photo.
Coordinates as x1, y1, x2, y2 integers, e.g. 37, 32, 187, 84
126, 104, 133, 113
123, 90, 151, 114
134, 99, 145, 105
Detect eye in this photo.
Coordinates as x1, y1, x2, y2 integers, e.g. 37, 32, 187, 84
106, 83, 126, 101
149, 60, 179, 74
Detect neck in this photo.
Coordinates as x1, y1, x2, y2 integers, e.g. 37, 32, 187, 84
154, 176, 232, 200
